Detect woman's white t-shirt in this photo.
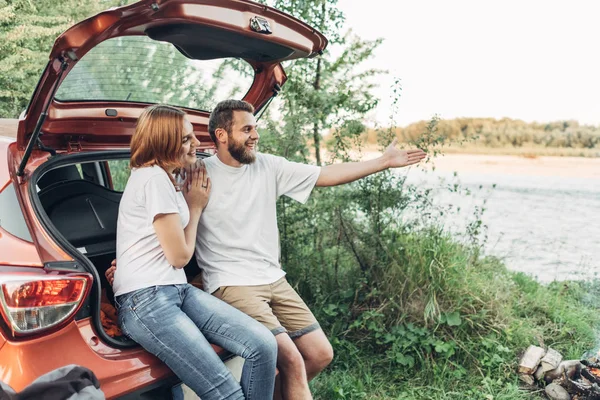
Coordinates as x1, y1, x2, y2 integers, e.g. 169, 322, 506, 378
113, 165, 189, 297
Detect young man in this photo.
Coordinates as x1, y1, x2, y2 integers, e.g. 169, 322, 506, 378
108, 99, 426, 399
196, 99, 426, 399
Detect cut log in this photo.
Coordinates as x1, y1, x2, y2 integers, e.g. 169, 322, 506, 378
519, 373, 535, 385
541, 348, 563, 372
565, 377, 591, 395
582, 367, 600, 385
534, 365, 545, 381
582, 359, 600, 369
545, 360, 582, 383
518, 345, 546, 374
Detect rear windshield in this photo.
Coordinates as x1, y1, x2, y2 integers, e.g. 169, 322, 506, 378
55, 36, 255, 111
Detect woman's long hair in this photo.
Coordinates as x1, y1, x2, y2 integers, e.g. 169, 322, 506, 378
130, 104, 186, 186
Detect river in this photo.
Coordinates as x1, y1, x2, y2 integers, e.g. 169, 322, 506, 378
398, 154, 600, 282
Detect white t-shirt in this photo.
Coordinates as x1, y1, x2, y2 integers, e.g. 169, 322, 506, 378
113, 166, 189, 297
196, 153, 321, 294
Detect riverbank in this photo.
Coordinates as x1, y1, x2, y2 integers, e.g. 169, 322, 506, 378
427, 153, 600, 179
339, 149, 600, 283
351, 150, 600, 179
441, 145, 600, 158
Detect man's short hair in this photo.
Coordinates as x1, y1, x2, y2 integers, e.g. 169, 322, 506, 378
208, 100, 255, 144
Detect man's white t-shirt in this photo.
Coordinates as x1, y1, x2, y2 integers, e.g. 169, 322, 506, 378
196, 153, 321, 294
113, 165, 189, 297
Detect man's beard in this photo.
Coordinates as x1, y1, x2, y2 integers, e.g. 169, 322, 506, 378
228, 137, 257, 164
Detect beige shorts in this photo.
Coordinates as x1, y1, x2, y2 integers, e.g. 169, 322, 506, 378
212, 277, 320, 338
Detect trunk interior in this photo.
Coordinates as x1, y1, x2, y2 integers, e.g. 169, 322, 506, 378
31, 151, 205, 348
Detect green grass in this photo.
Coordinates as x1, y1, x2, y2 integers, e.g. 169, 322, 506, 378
297, 227, 600, 399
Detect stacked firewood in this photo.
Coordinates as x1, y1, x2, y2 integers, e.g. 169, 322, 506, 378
519, 345, 600, 400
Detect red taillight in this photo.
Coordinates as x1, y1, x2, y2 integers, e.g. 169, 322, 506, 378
0, 275, 90, 335
2, 279, 86, 308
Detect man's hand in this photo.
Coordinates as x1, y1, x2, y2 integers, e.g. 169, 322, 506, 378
383, 138, 426, 169
105, 259, 116, 286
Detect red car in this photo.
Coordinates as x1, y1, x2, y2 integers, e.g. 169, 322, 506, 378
0, 0, 326, 398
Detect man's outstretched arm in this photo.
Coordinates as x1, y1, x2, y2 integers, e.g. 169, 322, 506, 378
316, 139, 426, 187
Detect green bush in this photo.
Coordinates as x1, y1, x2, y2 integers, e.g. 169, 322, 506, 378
279, 180, 600, 398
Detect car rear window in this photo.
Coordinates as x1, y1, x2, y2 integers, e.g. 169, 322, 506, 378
107, 160, 130, 192
55, 36, 255, 111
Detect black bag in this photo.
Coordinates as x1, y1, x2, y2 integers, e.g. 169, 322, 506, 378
0, 364, 104, 400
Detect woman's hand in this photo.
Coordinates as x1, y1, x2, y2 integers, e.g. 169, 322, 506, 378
155, 162, 209, 269
183, 161, 211, 211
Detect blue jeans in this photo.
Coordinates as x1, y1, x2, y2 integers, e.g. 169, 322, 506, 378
116, 284, 277, 400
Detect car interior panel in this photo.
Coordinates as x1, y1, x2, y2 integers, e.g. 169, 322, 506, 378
146, 24, 296, 61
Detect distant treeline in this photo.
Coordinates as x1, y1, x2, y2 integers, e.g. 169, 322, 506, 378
365, 118, 600, 149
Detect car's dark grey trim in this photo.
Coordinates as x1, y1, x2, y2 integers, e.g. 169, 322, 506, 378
29, 150, 135, 349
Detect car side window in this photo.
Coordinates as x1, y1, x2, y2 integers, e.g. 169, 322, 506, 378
107, 160, 131, 192
0, 183, 33, 242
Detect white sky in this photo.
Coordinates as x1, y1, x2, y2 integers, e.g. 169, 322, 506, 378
339, 0, 600, 127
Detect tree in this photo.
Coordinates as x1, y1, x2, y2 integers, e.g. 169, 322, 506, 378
1, 0, 253, 119
258, 0, 383, 165
0, 0, 129, 118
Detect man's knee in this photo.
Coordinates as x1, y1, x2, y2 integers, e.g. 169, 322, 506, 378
293, 329, 334, 378
276, 336, 306, 373
308, 340, 334, 371
279, 346, 305, 371
319, 341, 334, 367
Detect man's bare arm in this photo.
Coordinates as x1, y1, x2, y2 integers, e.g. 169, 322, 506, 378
316, 139, 426, 187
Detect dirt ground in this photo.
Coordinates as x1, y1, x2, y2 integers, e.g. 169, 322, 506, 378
354, 150, 600, 179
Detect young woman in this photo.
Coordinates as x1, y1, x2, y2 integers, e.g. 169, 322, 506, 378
112, 104, 277, 400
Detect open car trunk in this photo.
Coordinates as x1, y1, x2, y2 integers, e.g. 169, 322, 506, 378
16, 0, 327, 156
15, 0, 327, 350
